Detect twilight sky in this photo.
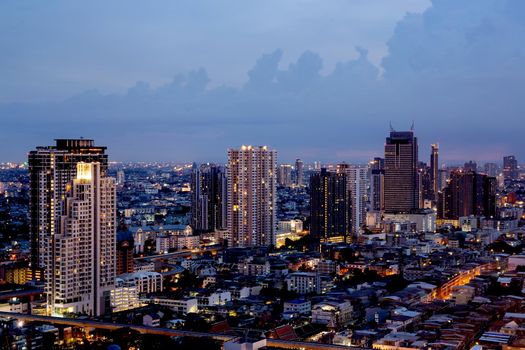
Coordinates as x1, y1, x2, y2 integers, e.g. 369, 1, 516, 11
1, 0, 524, 164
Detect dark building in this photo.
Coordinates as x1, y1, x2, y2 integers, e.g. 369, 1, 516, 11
28, 139, 108, 271
384, 130, 419, 213
430, 144, 439, 200
503, 155, 519, 180
116, 231, 134, 275
464, 161, 477, 172
191, 163, 227, 233
418, 162, 433, 204
295, 159, 304, 186
438, 170, 496, 220
370, 157, 384, 211
310, 169, 350, 240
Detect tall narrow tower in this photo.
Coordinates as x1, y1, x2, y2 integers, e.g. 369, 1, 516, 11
384, 129, 419, 213
430, 144, 439, 201
227, 146, 276, 247
191, 163, 227, 232
44, 162, 116, 316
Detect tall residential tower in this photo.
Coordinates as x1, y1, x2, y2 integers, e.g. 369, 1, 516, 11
227, 146, 276, 247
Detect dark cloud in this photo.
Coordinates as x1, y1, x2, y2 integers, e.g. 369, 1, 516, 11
1, 0, 524, 164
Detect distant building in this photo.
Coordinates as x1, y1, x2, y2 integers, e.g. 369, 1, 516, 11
295, 159, 304, 186
312, 300, 353, 327
227, 145, 276, 247
277, 164, 293, 187
310, 169, 350, 241
503, 155, 519, 180
438, 170, 496, 221
286, 272, 321, 294
430, 144, 439, 201
116, 231, 134, 275
191, 163, 227, 232
370, 157, 385, 212
337, 163, 367, 234
464, 160, 477, 172
384, 129, 419, 213
484, 162, 498, 177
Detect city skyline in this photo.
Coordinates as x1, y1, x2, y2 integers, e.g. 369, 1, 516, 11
2, 1, 525, 162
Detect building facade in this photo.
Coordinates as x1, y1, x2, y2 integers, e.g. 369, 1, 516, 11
227, 145, 276, 247
191, 163, 227, 233
43, 162, 116, 316
384, 130, 419, 213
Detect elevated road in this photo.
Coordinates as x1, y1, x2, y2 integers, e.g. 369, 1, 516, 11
0, 312, 368, 350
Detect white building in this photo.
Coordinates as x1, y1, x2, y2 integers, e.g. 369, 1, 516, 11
383, 210, 436, 233
43, 162, 116, 316
284, 299, 311, 315
148, 297, 198, 314
277, 219, 303, 233
286, 272, 321, 294
312, 300, 353, 327
118, 271, 163, 294
111, 278, 143, 312
227, 146, 276, 247
337, 164, 368, 234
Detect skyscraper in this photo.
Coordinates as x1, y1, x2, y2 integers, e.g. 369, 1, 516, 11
483, 162, 498, 177
384, 130, 419, 213
43, 162, 116, 316
28, 139, 108, 272
191, 164, 227, 233
503, 155, 519, 180
369, 157, 385, 212
438, 170, 496, 221
310, 169, 350, 241
277, 164, 293, 187
295, 159, 304, 187
227, 146, 276, 247
337, 163, 367, 234
464, 161, 477, 172
430, 144, 439, 200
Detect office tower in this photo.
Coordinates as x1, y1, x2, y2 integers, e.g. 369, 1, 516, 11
116, 169, 125, 185
314, 161, 321, 171
418, 162, 433, 205
438, 169, 449, 191
503, 155, 519, 180
484, 162, 498, 177
191, 164, 227, 233
277, 164, 293, 187
295, 159, 304, 187
384, 129, 419, 213
28, 139, 108, 272
310, 169, 350, 240
116, 231, 135, 275
337, 163, 367, 234
43, 162, 116, 316
369, 158, 385, 211
438, 170, 496, 220
464, 161, 477, 172
430, 144, 439, 200
227, 146, 276, 247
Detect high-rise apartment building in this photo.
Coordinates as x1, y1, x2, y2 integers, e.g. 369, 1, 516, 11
28, 139, 108, 272
384, 130, 419, 213
43, 162, 116, 316
295, 159, 304, 187
337, 163, 367, 234
503, 155, 519, 180
227, 146, 276, 247
438, 170, 496, 221
310, 169, 350, 240
483, 162, 498, 177
116, 231, 134, 275
277, 164, 294, 187
191, 164, 227, 233
430, 144, 439, 200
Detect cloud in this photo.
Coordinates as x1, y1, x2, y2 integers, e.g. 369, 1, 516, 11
1, 0, 524, 164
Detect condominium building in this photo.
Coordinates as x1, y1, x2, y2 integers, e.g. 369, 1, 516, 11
227, 145, 276, 247
43, 162, 116, 316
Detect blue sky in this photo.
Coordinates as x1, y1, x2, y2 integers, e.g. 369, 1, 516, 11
1, 0, 524, 164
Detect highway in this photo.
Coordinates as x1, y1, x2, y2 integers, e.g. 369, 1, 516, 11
0, 312, 367, 350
